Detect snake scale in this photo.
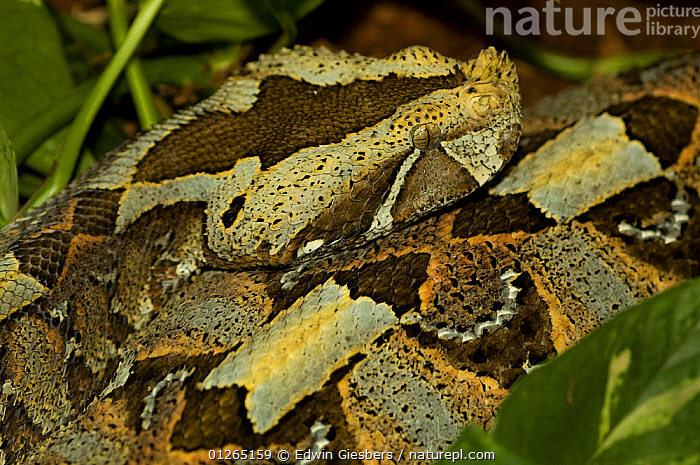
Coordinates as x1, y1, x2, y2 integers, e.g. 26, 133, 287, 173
0, 45, 699, 464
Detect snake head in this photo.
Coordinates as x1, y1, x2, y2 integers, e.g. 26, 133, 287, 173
115, 46, 520, 267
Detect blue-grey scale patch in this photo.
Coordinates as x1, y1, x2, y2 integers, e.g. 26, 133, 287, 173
200, 278, 398, 433
493, 114, 662, 221
523, 223, 636, 322
349, 341, 463, 448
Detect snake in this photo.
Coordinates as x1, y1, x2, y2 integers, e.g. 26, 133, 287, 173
0, 45, 699, 464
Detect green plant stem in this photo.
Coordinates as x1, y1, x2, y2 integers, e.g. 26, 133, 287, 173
107, 0, 160, 130
263, 0, 297, 54
21, 0, 165, 213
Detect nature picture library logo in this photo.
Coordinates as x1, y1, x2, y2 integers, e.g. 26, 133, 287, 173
486, 2, 700, 38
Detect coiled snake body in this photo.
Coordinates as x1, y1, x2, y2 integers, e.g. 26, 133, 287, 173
1, 46, 699, 464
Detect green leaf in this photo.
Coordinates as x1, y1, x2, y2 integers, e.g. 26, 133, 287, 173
437, 425, 536, 465
0, 124, 18, 227
152, 0, 324, 43
58, 12, 112, 59
0, 0, 73, 137
18, 172, 42, 200
487, 277, 700, 465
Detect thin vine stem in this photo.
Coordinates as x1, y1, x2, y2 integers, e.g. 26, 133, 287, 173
107, 0, 160, 130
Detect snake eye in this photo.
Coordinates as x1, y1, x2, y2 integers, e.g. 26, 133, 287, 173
410, 122, 442, 150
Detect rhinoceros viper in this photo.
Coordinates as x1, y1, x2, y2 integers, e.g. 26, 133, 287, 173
0, 46, 698, 464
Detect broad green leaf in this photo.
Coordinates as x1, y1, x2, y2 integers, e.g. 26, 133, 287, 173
0, 124, 18, 227
487, 277, 700, 465
24, 125, 70, 175
0, 0, 73, 137
153, 0, 324, 43
58, 13, 112, 59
